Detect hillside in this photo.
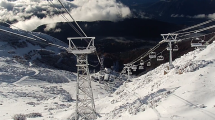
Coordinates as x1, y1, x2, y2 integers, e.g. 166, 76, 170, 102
33, 18, 182, 47
33, 18, 183, 70
0, 25, 79, 72
0, 25, 215, 119
95, 41, 215, 120
0, 25, 110, 120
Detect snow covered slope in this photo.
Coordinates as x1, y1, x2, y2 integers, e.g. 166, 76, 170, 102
95, 41, 215, 120
0, 25, 78, 71
0, 26, 109, 120
1, 25, 215, 120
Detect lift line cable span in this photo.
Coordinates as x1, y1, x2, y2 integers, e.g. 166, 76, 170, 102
130, 42, 163, 65
112, 32, 215, 81
130, 43, 167, 66
128, 30, 215, 66
0, 28, 66, 49
3, 23, 103, 69
177, 25, 215, 38
57, 0, 87, 37
130, 22, 215, 65
178, 32, 215, 42
4, 21, 49, 42
47, 0, 85, 38
173, 18, 215, 34
2, 0, 103, 68
54, 0, 102, 66
177, 24, 215, 36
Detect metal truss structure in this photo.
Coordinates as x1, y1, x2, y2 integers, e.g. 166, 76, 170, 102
67, 37, 97, 120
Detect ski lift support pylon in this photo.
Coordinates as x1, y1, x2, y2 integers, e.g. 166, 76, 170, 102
161, 33, 178, 69
67, 37, 97, 120
124, 64, 133, 81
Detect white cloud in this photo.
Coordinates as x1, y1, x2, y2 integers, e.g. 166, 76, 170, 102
0, 0, 131, 31
71, 0, 131, 20
171, 13, 215, 19
0, 0, 15, 11
208, 13, 215, 19
136, 11, 149, 19
193, 14, 206, 18
171, 14, 185, 18
54, 28, 61, 32
44, 23, 57, 32
11, 15, 63, 31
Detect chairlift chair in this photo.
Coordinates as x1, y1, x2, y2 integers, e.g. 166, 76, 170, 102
197, 45, 207, 50
173, 45, 179, 51
149, 52, 156, 59
139, 66, 144, 70
191, 38, 204, 47
132, 65, 137, 70
166, 46, 172, 51
140, 60, 144, 65
121, 70, 126, 74
147, 62, 151, 66
157, 55, 164, 61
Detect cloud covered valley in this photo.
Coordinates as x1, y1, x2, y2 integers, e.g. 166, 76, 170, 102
0, 0, 131, 31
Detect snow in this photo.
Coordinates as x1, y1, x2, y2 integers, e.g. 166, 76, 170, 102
94, 42, 215, 120
0, 56, 108, 119
0, 26, 215, 120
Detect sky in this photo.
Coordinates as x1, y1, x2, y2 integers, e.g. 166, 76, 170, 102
0, 0, 131, 31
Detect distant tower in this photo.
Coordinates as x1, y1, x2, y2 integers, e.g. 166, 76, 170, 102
67, 37, 97, 120
161, 33, 178, 69
124, 64, 132, 81
100, 55, 105, 72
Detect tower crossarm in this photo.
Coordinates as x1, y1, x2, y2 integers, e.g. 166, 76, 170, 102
67, 37, 96, 55
161, 33, 178, 42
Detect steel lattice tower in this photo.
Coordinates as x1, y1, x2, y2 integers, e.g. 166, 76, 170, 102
67, 37, 97, 120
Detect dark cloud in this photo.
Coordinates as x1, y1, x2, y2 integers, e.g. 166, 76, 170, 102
0, 0, 15, 11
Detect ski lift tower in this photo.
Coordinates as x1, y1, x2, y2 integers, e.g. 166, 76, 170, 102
100, 55, 105, 72
124, 64, 132, 81
67, 37, 97, 120
161, 33, 178, 69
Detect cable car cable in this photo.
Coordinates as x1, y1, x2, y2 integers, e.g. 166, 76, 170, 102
47, 0, 85, 38
173, 18, 215, 33
0, 28, 66, 49
57, 0, 87, 37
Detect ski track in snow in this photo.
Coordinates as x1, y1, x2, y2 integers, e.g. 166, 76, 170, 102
13, 76, 29, 84
13, 68, 39, 85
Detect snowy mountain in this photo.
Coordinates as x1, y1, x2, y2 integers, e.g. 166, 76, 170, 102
0, 25, 78, 72
95, 41, 215, 120
1, 24, 215, 120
